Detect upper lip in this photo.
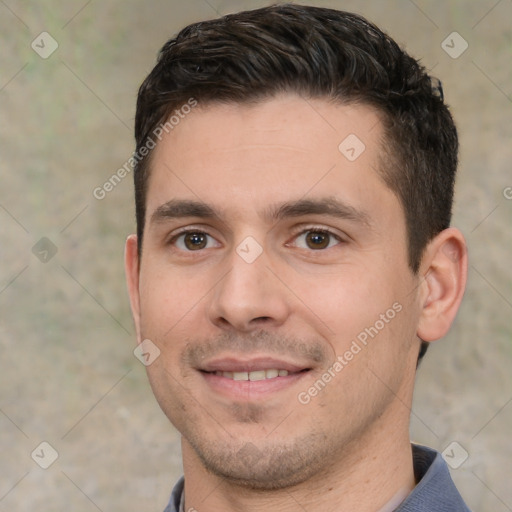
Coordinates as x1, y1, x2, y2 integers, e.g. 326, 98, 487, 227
199, 356, 310, 373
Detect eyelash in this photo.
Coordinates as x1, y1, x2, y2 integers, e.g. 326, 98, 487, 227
168, 228, 219, 251
288, 226, 343, 250
167, 226, 344, 251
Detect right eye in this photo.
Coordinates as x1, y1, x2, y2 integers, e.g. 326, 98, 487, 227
171, 231, 220, 251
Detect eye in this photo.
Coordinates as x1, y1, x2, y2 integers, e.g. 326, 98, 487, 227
173, 231, 219, 251
293, 229, 341, 250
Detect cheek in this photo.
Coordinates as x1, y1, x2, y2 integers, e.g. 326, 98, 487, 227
286, 263, 402, 341
138, 262, 199, 340
290, 265, 419, 384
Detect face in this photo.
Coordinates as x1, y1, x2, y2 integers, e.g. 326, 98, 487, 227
126, 94, 424, 489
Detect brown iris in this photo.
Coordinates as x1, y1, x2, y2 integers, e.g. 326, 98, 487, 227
305, 231, 330, 249
184, 232, 207, 250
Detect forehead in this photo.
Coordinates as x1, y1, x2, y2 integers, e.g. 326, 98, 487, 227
145, 94, 395, 221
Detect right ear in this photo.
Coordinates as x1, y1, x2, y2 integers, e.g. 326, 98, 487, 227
125, 234, 142, 344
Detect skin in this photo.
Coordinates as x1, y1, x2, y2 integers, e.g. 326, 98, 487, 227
125, 94, 467, 512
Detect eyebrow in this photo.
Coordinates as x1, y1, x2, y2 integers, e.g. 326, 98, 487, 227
266, 197, 371, 227
150, 197, 371, 227
150, 199, 219, 224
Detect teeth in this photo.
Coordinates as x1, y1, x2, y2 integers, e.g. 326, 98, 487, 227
214, 369, 290, 381
266, 369, 279, 379
249, 370, 266, 381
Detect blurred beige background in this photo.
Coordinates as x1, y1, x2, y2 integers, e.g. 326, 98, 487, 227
0, 1, 510, 510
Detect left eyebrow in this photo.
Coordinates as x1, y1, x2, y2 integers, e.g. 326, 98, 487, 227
265, 197, 372, 227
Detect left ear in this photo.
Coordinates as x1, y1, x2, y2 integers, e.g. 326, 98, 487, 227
417, 227, 468, 342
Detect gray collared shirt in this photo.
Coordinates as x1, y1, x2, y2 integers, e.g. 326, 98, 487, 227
163, 444, 471, 511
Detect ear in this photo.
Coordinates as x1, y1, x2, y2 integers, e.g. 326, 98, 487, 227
125, 234, 142, 344
417, 227, 467, 342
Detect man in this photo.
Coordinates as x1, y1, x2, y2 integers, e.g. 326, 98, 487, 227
125, 4, 470, 511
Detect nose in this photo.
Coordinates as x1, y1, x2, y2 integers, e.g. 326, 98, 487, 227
208, 248, 291, 333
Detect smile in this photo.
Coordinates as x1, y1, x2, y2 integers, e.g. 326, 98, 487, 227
213, 369, 290, 381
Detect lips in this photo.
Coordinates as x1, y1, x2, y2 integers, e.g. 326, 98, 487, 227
198, 356, 311, 397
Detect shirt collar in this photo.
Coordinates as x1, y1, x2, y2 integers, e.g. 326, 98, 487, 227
395, 444, 470, 511
163, 476, 183, 512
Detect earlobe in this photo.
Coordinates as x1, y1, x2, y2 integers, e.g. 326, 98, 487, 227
125, 234, 142, 343
417, 228, 467, 342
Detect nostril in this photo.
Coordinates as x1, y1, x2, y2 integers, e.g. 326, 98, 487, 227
217, 317, 231, 327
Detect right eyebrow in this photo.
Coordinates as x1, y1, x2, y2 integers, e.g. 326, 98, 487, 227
150, 199, 220, 225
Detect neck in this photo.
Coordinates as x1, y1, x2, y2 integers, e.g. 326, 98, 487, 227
182, 406, 416, 512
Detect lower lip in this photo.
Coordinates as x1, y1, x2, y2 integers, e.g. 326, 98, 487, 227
200, 371, 308, 400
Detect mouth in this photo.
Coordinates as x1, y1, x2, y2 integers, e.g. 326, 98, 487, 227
198, 357, 312, 399
209, 368, 293, 381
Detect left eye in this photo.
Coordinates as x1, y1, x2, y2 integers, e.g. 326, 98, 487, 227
173, 232, 219, 251
293, 230, 340, 250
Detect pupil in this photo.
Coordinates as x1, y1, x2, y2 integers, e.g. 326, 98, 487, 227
307, 231, 329, 249
185, 233, 206, 250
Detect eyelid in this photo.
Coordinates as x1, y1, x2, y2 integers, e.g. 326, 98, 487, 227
167, 225, 222, 248
287, 224, 346, 243
165, 224, 347, 249
282, 225, 348, 254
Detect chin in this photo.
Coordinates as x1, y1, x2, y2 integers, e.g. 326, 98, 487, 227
188, 434, 333, 491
